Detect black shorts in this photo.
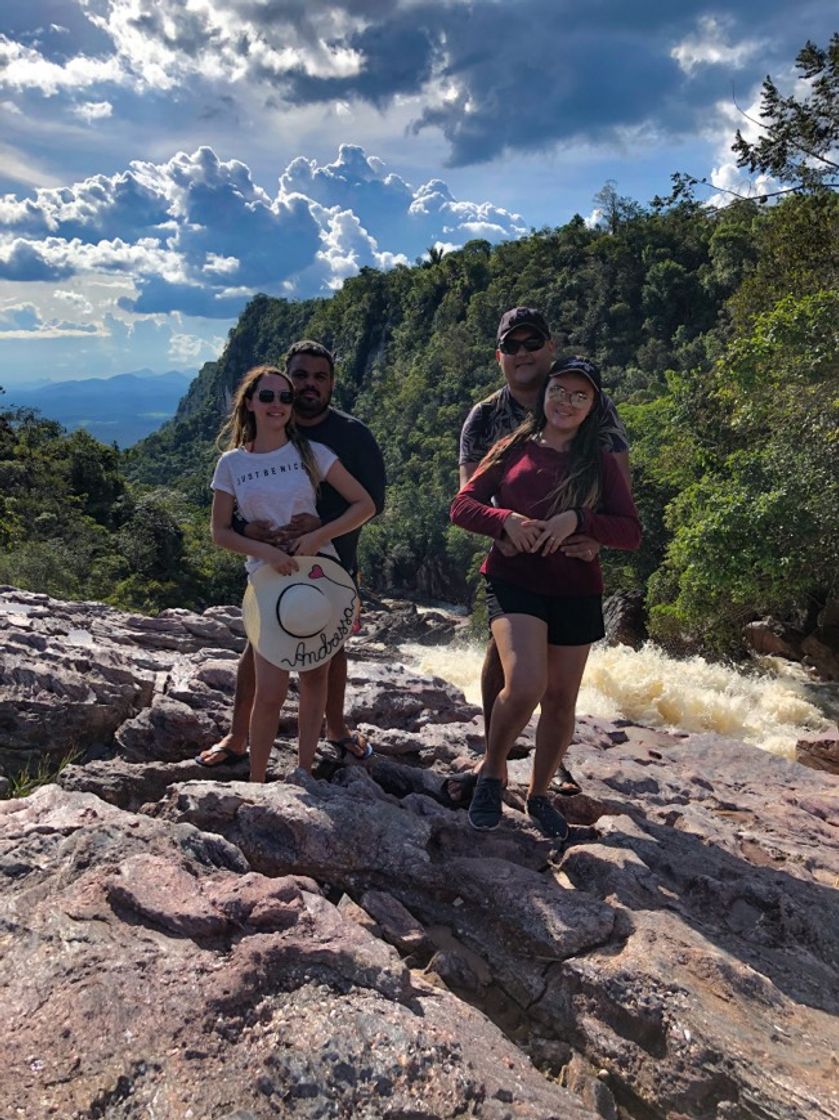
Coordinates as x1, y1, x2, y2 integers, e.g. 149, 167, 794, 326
484, 577, 604, 647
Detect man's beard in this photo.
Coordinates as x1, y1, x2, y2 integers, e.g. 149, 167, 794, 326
294, 392, 331, 420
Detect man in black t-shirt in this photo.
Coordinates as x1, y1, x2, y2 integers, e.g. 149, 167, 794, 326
197, 340, 386, 768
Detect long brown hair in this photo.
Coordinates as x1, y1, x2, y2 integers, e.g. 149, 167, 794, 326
217, 364, 322, 494
474, 371, 604, 515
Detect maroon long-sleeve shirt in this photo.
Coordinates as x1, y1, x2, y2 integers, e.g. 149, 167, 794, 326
450, 441, 641, 597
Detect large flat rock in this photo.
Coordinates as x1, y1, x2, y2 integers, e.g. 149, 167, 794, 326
1, 586, 837, 1119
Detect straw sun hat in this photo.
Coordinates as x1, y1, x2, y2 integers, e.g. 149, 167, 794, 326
242, 557, 359, 671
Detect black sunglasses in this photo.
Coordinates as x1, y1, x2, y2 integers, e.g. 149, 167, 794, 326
255, 388, 294, 404
498, 336, 546, 355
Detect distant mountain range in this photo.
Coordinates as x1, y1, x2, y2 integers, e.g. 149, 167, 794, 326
4, 369, 193, 448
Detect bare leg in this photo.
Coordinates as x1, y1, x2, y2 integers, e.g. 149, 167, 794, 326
323, 647, 349, 741
322, 648, 369, 758
480, 637, 504, 738
482, 614, 548, 780
529, 644, 591, 797
443, 637, 506, 803
297, 663, 330, 773
196, 643, 254, 763
249, 651, 289, 783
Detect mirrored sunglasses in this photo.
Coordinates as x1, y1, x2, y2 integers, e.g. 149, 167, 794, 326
498, 336, 546, 355
255, 389, 294, 404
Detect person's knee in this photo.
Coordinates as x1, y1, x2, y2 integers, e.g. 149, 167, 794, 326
501, 674, 545, 715
300, 664, 329, 691
540, 687, 577, 723
253, 681, 286, 708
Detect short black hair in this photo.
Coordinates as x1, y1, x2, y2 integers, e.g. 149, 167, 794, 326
285, 339, 335, 377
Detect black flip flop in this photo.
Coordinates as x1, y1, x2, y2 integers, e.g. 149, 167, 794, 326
327, 733, 374, 761
195, 745, 249, 768
439, 771, 479, 810
555, 762, 582, 796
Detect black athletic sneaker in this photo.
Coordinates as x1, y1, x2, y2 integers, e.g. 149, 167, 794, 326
468, 776, 504, 831
526, 795, 569, 840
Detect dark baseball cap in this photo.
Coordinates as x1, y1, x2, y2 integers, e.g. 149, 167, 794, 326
497, 306, 551, 343
549, 356, 602, 393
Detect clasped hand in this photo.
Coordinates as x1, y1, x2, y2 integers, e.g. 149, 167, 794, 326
244, 512, 323, 574
501, 510, 580, 555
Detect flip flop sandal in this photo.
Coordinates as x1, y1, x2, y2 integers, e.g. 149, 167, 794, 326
439, 771, 479, 810
555, 763, 582, 797
327, 733, 374, 762
195, 745, 249, 768
557, 825, 600, 851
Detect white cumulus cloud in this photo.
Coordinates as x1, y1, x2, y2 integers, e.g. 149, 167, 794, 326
73, 99, 113, 122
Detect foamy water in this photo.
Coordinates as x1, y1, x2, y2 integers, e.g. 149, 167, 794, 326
399, 639, 835, 758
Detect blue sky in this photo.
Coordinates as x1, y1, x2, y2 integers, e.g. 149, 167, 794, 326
0, 0, 835, 386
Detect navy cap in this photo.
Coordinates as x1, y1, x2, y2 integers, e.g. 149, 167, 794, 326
497, 306, 551, 343
548, 356, 602, 393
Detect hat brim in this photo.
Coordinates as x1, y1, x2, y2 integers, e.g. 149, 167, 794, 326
242, 557, 358, 672
498, 326, 550, 344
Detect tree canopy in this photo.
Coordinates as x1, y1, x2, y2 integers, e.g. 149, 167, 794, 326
4, 39, 837, 655
733, 35, 839, 192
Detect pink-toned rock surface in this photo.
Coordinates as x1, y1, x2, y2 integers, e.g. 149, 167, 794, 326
1, 586, 838, 1120
0, 786, 596, 1120
795, 725, 839, 774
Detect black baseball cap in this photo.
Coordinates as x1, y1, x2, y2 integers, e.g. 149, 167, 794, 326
497, 306, 551, 344
549, 356, 602, 393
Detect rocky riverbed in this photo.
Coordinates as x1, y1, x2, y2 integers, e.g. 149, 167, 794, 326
1, 586, 838, 1120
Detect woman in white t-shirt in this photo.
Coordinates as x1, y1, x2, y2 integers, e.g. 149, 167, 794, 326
210, 363, 375, 782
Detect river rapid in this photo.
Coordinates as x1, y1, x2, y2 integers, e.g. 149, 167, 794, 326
399, 638, 837, 759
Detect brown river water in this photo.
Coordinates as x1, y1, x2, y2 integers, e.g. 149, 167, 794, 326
400, 638, 837, 759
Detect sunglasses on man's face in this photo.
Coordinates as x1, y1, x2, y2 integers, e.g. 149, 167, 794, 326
498, 335, 546, 355
255, 388, 294, 405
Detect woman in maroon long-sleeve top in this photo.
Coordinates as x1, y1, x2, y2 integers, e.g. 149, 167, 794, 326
450, 357, 641, 839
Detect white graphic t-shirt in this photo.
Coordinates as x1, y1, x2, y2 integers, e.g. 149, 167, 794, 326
212, 440, 338, 572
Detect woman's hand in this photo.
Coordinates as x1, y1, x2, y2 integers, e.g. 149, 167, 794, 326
495, 531, 520, 557
288, 530, 326, 557
533, 511, 579, 555
502, 513, 545, 553
560, 533, 601, 562
269, 548, 299, 575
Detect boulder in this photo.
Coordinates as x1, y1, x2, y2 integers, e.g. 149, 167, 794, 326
742, 617, 805, 660
0, 785, 596, 1120
602, 590, 647, 649
801, 632, 839, 681
795, 725, 839, 774
2, 586, 838, 1120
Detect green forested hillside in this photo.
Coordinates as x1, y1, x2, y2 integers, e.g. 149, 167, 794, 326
2, 187, 837, 653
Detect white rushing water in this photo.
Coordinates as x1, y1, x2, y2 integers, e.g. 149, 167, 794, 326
399, 639, 835, 759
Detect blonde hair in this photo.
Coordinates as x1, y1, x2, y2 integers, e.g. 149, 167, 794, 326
218, 364, 322, 494
475, 373, 603, 515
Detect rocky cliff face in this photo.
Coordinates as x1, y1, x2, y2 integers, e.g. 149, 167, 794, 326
1, 587, 838, 1120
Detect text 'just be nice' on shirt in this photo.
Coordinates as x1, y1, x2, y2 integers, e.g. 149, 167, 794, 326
212, 440, 338, 574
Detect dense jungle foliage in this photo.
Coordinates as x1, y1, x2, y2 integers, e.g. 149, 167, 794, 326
2, 184, 836, 654
5, 27, 839, 651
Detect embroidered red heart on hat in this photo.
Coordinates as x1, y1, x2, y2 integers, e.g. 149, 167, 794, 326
308, 564, 325, 580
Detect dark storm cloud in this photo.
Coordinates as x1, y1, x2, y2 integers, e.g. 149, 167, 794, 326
281, 19, 437, 107
7, 1, 832, 167
273, 0, 837, 164
118, 278, 250, 318
0, 240, 73, 281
